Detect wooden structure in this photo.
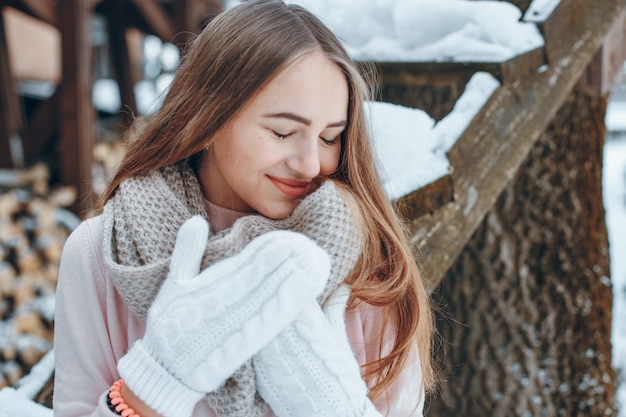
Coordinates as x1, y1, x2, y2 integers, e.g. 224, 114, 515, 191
383, 0, 626, 289
372, 0, 626, 415
0, 0, 221, 214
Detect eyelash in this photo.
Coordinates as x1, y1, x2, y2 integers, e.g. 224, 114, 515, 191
320, 137, 338, 146
272, 131, 290, 140
271, 130, 339, 146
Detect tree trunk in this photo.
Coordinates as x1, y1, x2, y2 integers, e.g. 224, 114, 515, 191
426, 87, 616, 416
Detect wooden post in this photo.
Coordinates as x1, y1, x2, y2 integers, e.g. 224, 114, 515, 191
101, 0, 138, 125
21, 89, 59, 165
578, 7, 626, 97
172, 0, 222, 53
427, 82, 615, 417
0, 8, 22, 168
57, 0, 96, 215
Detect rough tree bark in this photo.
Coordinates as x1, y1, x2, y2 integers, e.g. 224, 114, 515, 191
425, 87, 615, 416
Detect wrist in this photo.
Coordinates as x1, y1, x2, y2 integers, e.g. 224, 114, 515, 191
119, 382, 161, 417
118, 341, 204, 417
107, 379, 141, 417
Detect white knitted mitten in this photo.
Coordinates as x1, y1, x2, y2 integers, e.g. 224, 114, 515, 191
253, 285, 383, 417
117, 216, 331, 417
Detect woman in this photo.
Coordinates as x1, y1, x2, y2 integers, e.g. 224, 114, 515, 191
53, 1, 436, 416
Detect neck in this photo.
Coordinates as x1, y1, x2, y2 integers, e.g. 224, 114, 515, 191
205, 198, 250, 233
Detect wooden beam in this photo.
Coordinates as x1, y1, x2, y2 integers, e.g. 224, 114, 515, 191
374, 46, 545, 87
171, 0, 223, 52
130, 0, 175, 42
394, 174, 454, 221
535, 0, 611, 66
402, 0, 626, 289
57, 0, 96, 215
0, 9, 22, 168
21, 89, 59, 165
171, 0, 195, 50
577, 7, 626, 97
101, 0, 138, 124
3, 0, 57, 27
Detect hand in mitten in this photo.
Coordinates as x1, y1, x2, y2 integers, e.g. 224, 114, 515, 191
253, 285, 383, 417
117, 216, 331, 417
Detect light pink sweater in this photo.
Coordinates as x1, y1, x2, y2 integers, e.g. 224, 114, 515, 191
53, 215, 424, 417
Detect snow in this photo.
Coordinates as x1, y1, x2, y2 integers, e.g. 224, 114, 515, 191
225, 0, 545, 63
432, 72, 501, 151
369, 72, 500, 200
0, 388, 52, 417
604, 133, 626, 417
0, 351, 53, 416
11, 350, 54, 401
606, 101, 626, 132
524, 0, 561, 23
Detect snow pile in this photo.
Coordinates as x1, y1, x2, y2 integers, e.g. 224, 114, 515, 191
0, 350, 53, 416
225, 0, 545, 62
369, 72, 499, 200
523, 0, 561, 22
603, 136, 626, 416
606, 101, 626, 132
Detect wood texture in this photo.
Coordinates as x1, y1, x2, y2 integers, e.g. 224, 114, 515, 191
426, 88, 615, 417
578, 7, 626, 97
3, 0, 57, 27
400, 0, 626, 289
101, 0, 139, 123
394, 174, 454, 221
0, 10, 21, 168
130, 0, 175, 43
57, 0, 96, 214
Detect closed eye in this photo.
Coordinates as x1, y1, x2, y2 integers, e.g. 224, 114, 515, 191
320, 136, 339, 146
272, 130, 291, 140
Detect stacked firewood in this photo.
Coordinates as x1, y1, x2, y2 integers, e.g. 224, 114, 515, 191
0, 163, 79, 389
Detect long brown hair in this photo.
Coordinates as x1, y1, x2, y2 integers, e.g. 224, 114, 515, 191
101, 0, 436, 400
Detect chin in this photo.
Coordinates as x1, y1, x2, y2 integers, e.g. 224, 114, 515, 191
258, 203, 298, 220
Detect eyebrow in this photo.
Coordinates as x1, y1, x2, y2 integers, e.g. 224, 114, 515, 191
262, 112, 347, 128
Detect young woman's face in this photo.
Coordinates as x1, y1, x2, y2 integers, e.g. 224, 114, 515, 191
199, 50, 349, 219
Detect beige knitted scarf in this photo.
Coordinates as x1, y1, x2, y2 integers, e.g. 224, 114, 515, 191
102, 161, 362, 417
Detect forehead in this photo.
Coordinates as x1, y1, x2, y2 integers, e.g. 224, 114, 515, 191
244, 51, 349, 121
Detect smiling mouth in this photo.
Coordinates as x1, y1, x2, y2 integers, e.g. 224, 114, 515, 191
268, 177, 310, 198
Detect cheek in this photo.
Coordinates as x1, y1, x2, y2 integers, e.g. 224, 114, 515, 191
214, 130, 260, 172
319, 146, 342, 176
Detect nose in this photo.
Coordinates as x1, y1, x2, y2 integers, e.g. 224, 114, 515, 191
286, 136, 321, 180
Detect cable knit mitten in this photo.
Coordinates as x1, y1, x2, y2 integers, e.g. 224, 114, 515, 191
253, 286, 383, 417
117, 216, 331, 417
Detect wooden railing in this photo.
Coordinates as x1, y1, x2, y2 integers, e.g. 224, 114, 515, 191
380, 0, 626, 288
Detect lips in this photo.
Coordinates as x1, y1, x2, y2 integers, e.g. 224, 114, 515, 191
268, 176, 310, 198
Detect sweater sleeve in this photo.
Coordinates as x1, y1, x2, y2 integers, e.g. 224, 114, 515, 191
53, 217, 134, 417
345, 302, 425, 417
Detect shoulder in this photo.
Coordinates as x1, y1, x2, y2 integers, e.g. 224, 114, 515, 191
59, 215, 106, 281
63, 215, 103, 249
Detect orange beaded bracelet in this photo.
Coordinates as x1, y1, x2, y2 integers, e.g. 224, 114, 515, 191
108, 379, 141, 417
